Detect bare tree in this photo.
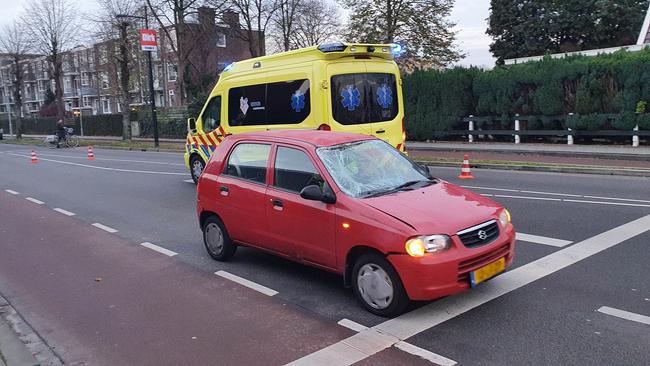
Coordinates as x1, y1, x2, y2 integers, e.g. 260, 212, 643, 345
272, 0, 301, 52
146, 0, 204, 105
91, 0, 141, 140
230, 0, 277, 57
291, 0, 342, 48
22, 0, 78, 121
0, 21, 34, 139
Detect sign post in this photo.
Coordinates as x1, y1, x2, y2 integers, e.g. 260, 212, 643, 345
139, 29, 158, 51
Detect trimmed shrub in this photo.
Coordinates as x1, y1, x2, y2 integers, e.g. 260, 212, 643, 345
637, 113, 650, 130
613, 111, 638, 130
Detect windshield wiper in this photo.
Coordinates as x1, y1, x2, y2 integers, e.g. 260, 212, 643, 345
361, 180, 436, 198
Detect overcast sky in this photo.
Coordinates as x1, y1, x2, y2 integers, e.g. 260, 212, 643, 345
2, 0, 495, 68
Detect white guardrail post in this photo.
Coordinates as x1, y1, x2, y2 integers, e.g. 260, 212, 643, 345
514, 114, 520, 144
632, 124, 639, 147
567, 128, 574, 145
468, 115, 474, 143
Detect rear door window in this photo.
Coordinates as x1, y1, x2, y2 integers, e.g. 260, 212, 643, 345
224, 143, 271, 184
331, 73, 398, 125
273, 146, 323, 193
266, 80, 310, 125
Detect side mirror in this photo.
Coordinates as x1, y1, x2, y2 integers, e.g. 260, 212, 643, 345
300, 185, 336, 204
187, 117, 197, 133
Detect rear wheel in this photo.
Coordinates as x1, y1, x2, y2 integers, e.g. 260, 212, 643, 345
202, 216, 236, 261
66, 135, 80, 148
352, 253, 409, 317
190, 155, 205, 184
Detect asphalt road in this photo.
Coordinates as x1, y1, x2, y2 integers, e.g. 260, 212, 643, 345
1, 143, 649, 365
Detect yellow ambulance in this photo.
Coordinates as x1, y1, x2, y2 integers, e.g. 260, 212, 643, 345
184, 42, 406, 182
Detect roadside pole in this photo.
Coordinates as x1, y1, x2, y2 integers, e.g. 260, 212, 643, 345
468, 115, 474, 143
6, 99, 13, 137
632, 124, 639, 147
78, 87, 84, 136
514, 114, 520, 144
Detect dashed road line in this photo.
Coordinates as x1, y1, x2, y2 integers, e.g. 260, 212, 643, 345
336, 319, 457, 366
516, 233, 572, 247
25, 197, 44, 205
563, 199, 650, 208
92, 223, 118, 233
6, 153, 186, 176
582, 195, 650, 204
53, 208, 75, 216
4, 189, 19, 195
494, 194, 561, 202
285, 214, 650, 366
597, 306, 650, 326
140, 242, 178, 257
215, 270, 278, 296
463, 185, 650, 205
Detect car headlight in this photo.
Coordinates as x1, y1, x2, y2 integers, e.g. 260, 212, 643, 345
405, 235, 451, 257
499, 208, 511, 227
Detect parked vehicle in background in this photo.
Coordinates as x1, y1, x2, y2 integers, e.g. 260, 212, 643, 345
184, 42, 407, 183
196, 130, 516, 316
44, 127, 80, 148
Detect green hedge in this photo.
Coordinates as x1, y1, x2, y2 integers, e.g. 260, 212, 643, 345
403, 48, 650, 139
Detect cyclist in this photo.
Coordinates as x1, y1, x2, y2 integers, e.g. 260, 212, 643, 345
56, 119, 66, 148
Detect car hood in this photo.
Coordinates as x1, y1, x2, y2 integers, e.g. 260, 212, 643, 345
362, 181, 502, 235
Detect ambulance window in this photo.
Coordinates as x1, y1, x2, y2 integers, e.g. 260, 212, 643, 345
202, 96, 221, 133
266, 80, 310, 125
228, 84, 267, 126
331, 73, 398, 125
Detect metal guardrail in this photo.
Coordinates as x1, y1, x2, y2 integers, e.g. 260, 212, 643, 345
448, 130, 650, 137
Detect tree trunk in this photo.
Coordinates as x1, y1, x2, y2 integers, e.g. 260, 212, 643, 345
13, 59, 23, 139
119, 23, 131, 141
52, 53, 65, 121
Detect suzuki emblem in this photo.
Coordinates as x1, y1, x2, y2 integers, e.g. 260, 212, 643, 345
478, 230, 487, 240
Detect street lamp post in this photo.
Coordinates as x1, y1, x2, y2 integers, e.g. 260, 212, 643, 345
116, 7, 159, 147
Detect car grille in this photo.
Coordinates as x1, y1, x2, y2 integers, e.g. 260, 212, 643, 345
457, 243, 511, 282
457, 220, 499, 248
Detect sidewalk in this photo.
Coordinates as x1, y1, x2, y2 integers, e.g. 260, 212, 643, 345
0, 297, 39, 366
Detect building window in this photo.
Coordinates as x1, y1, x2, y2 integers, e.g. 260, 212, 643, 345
101, 72, 109, 89
37, 80, 45, 92
64, 77, 72, 93
83, 96, 92, 107
99, 46, 108, 64
216, 33, 226, 47
167, 63, 177, 82
102, 97, 111, 113
81, 72, 90, 86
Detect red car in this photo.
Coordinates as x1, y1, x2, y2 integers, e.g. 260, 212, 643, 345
197, 131, 515, 316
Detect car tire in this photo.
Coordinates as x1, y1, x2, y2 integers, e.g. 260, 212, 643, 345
202, 216, 236, 261
190, 155, 205, 184
352, 253, 409, 317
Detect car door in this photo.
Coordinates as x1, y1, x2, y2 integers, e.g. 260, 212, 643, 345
265, 145, 337, 268
216, 142, 273, 249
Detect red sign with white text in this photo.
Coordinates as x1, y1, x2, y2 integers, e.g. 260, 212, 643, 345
140, 29, 157, 52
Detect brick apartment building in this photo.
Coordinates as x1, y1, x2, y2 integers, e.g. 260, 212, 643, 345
0, 7, 263, 119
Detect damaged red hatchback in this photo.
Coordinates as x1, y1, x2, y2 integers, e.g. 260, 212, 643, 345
197, 130, 516, 316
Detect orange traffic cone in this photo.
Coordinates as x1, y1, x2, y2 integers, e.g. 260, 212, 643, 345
87, 146, 95, 160
31, 150, 38, 164
458, 154, 474, 179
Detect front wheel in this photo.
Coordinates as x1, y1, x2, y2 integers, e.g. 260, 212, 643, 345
44, 137, 57, 149
66, 135, 80, 148
352, 253, 409, 317
190, 155, 205, 184
203, 216, 236, 261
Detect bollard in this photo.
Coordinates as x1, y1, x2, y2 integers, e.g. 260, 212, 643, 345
514, 115, 520, 144
0, 128, 3, 140
633, 124, 639, 147
468, 116, 474, 143
567, 128, 574, 145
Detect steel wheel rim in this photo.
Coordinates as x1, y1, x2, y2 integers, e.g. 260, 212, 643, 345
205, 223, 224, 255
192, 160, 204, 180
357, 263, 394, 309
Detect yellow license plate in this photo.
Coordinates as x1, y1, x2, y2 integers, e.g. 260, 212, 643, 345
470, 257, 506, 287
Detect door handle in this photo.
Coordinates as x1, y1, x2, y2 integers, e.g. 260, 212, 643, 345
220, 186, 229, 192
375, 129, 386, 134
270, 199, 283, 207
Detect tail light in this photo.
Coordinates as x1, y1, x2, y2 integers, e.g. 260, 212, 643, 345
318, 124, 331, 131
401, 118, 407, 141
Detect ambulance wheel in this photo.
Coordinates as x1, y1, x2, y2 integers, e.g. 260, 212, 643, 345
190, 155, 205, 184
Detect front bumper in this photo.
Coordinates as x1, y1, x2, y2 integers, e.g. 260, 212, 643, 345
388, 225, 516, 301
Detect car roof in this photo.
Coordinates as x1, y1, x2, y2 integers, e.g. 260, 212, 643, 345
229, 130, 376, 147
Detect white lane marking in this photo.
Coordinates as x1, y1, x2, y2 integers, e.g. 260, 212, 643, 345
480, 193, 493, 197
4, 189, 19, 195
337, 319, 369, 332
516, 233, 572, 247
337, 319, 457, 366
6, 153, 186, 176
582, 195, 650, 204
215, 270, 278, 296
92, 223, 118, 233
53, 208, 75, 216
183, 179, 195, 183
285, 215, 650, 366
33, 152, 185, 166
140, 242, 178, 257
394, 341, 458, 366
494, 194, 561, 202
563, 199, 650, 208
463, 185, 648, 204
597, 306, 650, 326
25, 197, 44, 205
